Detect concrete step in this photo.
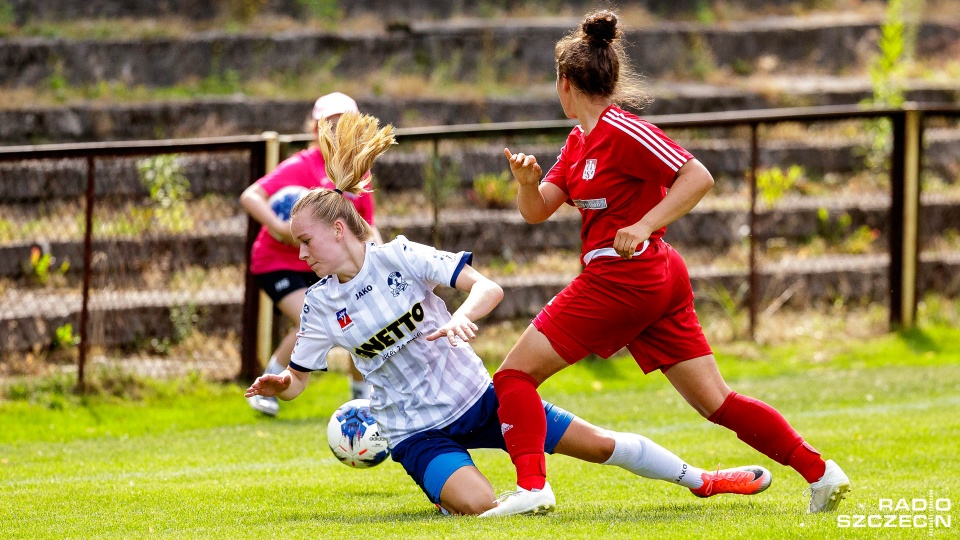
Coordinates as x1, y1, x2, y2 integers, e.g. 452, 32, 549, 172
3, 193, 960, 279
3, 15, 956, 89
4, 126, 958, 201
3, 81, 959, 145
5, 0, 853, 25
4, 250, 960, 354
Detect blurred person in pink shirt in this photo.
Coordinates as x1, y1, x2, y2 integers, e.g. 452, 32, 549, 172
241, 92, 381, 416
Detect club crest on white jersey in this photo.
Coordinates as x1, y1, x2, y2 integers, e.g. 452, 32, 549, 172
582, 158, 597, 180
387, 271, 409, 297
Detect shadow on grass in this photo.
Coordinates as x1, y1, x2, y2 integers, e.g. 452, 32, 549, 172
577, 353, 636, 381
554, 499, 790, 523
897, 326, 940, 354
285, 507, 440, 523
284, 499, 790, 525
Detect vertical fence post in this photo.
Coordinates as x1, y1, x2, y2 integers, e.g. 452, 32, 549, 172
430, 138, 442, 247
899, 105, 923, 328
240, 136, 270, 381
888, 111, 906, 329
77, 156, 96, 392
748, 123, 759, 341
256, 132, 282, 369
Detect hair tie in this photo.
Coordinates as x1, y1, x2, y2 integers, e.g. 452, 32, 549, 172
333, 188, 343, 195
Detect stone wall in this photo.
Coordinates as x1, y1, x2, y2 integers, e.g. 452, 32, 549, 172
8, 131, 959, 204
5, 254, 960, 354
7, 20, 958, 88
7, 0, 819, 25
4, 87, 960, 146
3, 194, 959, 280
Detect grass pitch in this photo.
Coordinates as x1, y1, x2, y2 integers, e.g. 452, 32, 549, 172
1, 326, 958, 539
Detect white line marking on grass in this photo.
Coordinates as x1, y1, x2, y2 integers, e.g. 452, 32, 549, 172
2, 455, 340, 487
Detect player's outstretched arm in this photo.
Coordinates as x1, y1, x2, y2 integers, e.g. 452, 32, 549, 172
244, 369, 309, 401
503, 148, 566, 224
613, 159, 714, 259
425, 265, 503, 347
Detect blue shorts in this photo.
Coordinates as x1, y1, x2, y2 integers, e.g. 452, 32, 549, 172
389, 384, 575, 505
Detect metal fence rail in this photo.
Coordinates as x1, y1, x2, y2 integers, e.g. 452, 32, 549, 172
1, 103, 958, 388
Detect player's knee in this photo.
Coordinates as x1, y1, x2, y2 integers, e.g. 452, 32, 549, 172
442, 496, 496, 516
575, 425, 616, 463
437, 470, 496, 515
592, 429, 617, 462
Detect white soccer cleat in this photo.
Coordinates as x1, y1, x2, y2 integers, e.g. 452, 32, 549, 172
478, 481, 556, 518
247, 395, 279, 417
807, 459, 850, 513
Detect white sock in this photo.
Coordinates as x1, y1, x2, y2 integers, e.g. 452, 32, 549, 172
264, 355, 284, 376
603, 431, 705, 489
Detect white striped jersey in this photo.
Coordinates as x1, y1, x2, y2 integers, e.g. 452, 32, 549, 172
289, 235, 491, 446
542, 104, 694, 264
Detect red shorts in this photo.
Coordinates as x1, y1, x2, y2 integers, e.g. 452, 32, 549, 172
532, 240, 712, 373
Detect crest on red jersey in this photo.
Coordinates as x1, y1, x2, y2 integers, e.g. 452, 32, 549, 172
583, 159, 597, 180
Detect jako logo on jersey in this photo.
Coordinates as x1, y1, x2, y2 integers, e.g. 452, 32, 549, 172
387, 271, 409, 297
355, 285, 373, 300
500, 423, 514, 435
354, 302, 425, 358
582, 159, 597, 180
336, 308, 354, 331
573, 198, 608, 210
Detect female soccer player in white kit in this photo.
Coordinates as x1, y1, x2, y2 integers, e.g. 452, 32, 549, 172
245, 111, 772, 515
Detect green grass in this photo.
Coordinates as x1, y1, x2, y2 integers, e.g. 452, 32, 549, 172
2, 326, 959, 538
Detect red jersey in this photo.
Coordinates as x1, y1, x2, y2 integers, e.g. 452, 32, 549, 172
249, 147, 375, 274
542, 105, 693, 265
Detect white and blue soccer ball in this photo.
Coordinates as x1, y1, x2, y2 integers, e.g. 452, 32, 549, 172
268, 185, 310, 221
326, 398, 390, 468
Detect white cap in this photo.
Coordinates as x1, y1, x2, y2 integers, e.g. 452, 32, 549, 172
311, 92, 359, 120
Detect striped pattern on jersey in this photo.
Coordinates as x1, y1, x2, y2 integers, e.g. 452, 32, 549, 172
289, 236, 490, 447
601, 109, 688, 171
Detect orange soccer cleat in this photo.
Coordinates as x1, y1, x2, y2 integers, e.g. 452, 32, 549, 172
690, 466, 772, 498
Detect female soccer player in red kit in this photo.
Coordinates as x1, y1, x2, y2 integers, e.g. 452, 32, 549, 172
481, 10, 850, 517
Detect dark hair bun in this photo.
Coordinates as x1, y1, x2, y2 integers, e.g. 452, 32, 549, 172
581, 10, 619, 46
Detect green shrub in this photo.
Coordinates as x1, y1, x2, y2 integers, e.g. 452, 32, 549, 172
137, 154, 194, 233
297, 0, 342, 21
756, 165, 803, 206
858, 0, 922, 172
54, 323, 80, 350
25, 245, 69, 286
471, 171, 517, 209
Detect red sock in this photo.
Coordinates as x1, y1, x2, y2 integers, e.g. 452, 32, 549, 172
709, 391, 827, 483
493, 369, 547, 490
788, 441, 827, 483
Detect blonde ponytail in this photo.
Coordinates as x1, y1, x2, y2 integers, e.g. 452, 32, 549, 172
291, 112, 396, 240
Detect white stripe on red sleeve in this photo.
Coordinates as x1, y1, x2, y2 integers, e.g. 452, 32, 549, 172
602, 112, 688, 171
609, 111, 689, 165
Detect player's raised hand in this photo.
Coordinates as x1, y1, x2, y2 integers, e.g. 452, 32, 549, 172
425, 314, 479, 347
244, 373, 292, 398
504, 148, 542, 187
